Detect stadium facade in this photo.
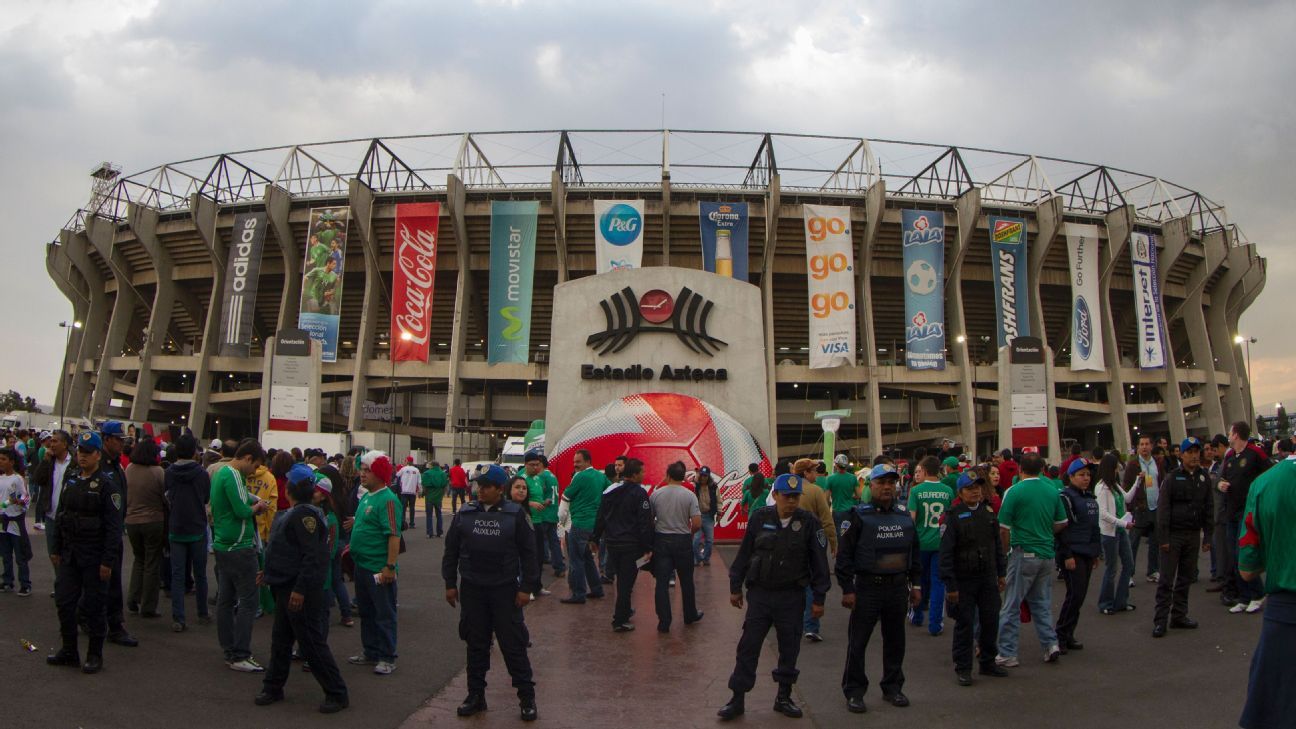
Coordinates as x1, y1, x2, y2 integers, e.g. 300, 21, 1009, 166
46, 130, 1265, 461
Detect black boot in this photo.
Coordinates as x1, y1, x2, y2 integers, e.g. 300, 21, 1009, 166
520, 697, 538, 722
773, 685, 803, 718
82, 653, 103, 674
46, 643, 80, 667
717, 692, 745, 721
457, 693, 487, 717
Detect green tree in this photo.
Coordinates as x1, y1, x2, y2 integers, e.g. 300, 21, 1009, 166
0, 390, 38, 412
1278, 406, 1290, 438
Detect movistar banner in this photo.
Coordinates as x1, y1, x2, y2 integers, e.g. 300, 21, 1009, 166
488, 200, 539, 364
699, 202, 749, 281
989, 216, 1029, 348
1066, 223, 1104, 372
902, 209, 946, 371
1130, 231, 1168, 369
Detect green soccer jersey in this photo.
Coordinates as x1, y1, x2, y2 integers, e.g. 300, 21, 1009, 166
998, 477, 1067, 559
422, 467, 448, 502
535, 470, 560, 524
563, 467, 608, 531
907, 480, 955, 551
307, 242, 330, 270
350, 487, 402, 573
823, 472, 861, 512
1240, 457, 1296, 594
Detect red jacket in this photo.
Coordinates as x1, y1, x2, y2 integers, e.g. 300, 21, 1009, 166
449, 465, 468, 489
997, 459, 1019, 488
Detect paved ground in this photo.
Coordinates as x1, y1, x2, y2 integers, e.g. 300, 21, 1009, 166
2, 522, 1261, 729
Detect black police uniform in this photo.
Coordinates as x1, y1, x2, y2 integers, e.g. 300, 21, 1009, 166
938, 501, 1005, 675
259, 504, 348, 707
1154, 464, 1214, 630
442, 499, 540, 715
725, 505, 831, 703
48, 463, 122, 670
1055, 485, 1101, 647
836, 499, 921, 704
96, 454, 133, 643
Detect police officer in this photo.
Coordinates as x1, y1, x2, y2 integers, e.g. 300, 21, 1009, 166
718, 473, 830, 721
939, 470, 1007, 685
836, 463, 921, 714
95, 421, 138, 647
255, 464, 348, 713
46, 431, 122, 674
1153, 437, 1214, 638
443, 464, 540, 722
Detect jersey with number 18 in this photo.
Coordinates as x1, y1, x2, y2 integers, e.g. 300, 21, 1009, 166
907, 480, 956, 552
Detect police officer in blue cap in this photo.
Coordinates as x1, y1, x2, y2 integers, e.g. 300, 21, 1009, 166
836, 463, 921, 713
443, 464, 541, 721
1153, 436, 1215, 638
95, 420, 138, 647
46, 431, 123, 674
718, 473, 831, 721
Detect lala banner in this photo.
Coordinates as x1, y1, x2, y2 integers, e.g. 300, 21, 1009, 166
802, 204, 856, 368
902, 209, 946, 371
699, 202, 749, 281
391, 202, 441, 362
488, 200, 539, 364
989, 216, 1029, 347
1130, 231, 1168, 369
297, 207, 350, 363
218, 211, 267, 357
594, 199, 644, 274
1065, 223, 1104, 372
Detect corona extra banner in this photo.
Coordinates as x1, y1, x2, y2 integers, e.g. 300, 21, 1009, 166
902, 209, 946, 370
1130, 231, 1168, 369
699, 201, 749, 281
594, 199, 644, 274
391, 202, 440, 362
488, 200, 539, 364
1066, 223, 1104, 371
297, 207, 350, 363
802, 205, 856, 369
218, 211, 266, 357
989, 216, 1029, 347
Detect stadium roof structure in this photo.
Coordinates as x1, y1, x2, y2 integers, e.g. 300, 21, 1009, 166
61, 129, 1245, 247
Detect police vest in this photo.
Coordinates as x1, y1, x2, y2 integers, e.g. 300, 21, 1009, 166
851, 503, 916, 575
1165, 468, 1209, 531
457, 501, 523, 588
948, 503, 997, 576
1060, 488, 1101, 557
58, 471, 110, 543
745, 507, 812, 591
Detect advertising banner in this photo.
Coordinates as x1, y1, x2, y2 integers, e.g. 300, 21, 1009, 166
989, 216, 1029, 348
802, 204, 856, 368
594, 199, 644, 274
218, 211, 267, 357
488, 200, 539, 364
699, 201, 749, 281
1065, 223, 1105, 371
901, 209, 946, 370
1130, 231, 1168, 369
391, 203, 440, 362
297, 207, 350, 363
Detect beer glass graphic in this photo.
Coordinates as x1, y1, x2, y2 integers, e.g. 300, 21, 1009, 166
715, 229, 733, 277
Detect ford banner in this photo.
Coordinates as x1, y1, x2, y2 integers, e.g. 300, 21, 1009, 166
488, 200, 539, 364
1066, 223, 1105, 371
391, 202, 440, 362
699, 201, 749, 281
1130, 231, 1168, 369
594, 199, 644, 274
802, 204, 856, 369
297, 206, 350, 363
989, 216, 1029, 348
218, 211, 267, 357
902, 209, 946, 370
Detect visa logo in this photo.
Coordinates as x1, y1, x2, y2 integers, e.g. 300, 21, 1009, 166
820, 342, 851, 354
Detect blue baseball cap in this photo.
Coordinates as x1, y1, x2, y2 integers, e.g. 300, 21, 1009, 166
869, 463, 900, 481
771, 474, 803, 494
77, 431, 103, 451
1066, 459, 1094, 477
523, 449, 544, 463
957, 471, 986, 490
287, 463, 315, 486
473, 464, 508, 487
100, 421, 125, 439
1181, 436, 1203, 452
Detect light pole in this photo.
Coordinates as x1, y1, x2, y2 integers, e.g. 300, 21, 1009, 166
1235, 334, 1257, 422
58, 320, 83, 428
389, 331, 413, 459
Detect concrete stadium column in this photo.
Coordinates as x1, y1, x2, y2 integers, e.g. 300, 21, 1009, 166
444, 174, 471, 439
1207, 244, 1255, 426
949, 189, 981, 462
188, 193, 226, 440
1175, 230, 1228, 435
1156, 216, 1191, 441
1099, 205, 1134, 454
262, 186, 302, 435
47, 243, 89, 420
61, 230, 111, 420
84, 215, 142, 418
857, 180, 886, 453
660, 167, 672, 265
347, 179, 382, 432
126, 203, 174, 424
550, 171, 569, 284
759, 175, 781, 458
1028, 195, 1064, 344
1225, 250, 1265, 424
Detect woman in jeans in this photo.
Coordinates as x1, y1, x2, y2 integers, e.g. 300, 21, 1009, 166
692, 466, 718, 566
1094, 453, 1136, 614
125, 439, 167, 618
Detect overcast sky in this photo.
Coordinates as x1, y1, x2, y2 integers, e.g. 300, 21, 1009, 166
2, 0, 1292, 413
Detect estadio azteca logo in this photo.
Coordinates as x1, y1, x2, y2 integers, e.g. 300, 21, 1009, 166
587, 286, 726, 356
599, 203, 642, 246
1073, 296, 1093, 360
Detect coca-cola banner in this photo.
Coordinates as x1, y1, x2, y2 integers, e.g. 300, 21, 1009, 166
487, 200, 538, 364
391, 202, 440, 362
297, 207, 350, 363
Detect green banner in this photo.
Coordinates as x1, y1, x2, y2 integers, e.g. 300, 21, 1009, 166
488, 200, 539, 364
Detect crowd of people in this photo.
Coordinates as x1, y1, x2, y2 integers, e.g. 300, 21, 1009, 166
0, 420, 1292, 726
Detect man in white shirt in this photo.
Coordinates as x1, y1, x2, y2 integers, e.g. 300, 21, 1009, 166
396, 457, 421, 531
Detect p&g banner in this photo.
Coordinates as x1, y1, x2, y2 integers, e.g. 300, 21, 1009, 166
594, 199, 644, 274
488, 200, 539, 364
297, 207, 350, 362
902, 209, 946, 370
1130, 231, 1168, 369
802, 204, 856, 368
989, 216, 1029, 348
699, 202, 749, 281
